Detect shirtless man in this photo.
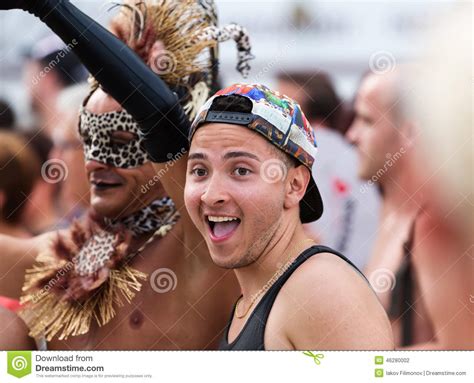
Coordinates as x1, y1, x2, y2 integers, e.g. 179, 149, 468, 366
0, 0, 252, 350
346, 71, 432, 347
52, 83, 90, 226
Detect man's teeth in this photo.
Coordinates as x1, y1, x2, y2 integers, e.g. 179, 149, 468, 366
208, 216, 239, 223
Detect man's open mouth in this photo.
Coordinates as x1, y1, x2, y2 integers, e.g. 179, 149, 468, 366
91, 180, 123, 190
206, 215, 241, 241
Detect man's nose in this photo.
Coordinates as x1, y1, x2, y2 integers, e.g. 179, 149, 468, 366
345, 122, 359, 145
200, 173, 229, 206
85, 159, 107, 174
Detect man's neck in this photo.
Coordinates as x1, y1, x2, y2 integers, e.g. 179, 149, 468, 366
234, 217, 313, 300
379, 154, 423, 213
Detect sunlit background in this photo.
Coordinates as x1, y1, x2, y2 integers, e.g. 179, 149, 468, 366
0, 0, 457, 126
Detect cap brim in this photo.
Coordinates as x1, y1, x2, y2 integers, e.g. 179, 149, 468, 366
300, 175, 323, 223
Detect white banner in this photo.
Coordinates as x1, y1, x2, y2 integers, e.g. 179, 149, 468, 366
0, 351, 472, 382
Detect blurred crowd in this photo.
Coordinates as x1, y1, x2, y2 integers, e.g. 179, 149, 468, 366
0, 3, 472, 350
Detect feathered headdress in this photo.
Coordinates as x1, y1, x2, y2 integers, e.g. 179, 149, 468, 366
107, 0, 254, 120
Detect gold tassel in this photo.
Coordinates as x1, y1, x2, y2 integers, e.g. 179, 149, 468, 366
20, 265, 147, 341
183, 81, 210, 120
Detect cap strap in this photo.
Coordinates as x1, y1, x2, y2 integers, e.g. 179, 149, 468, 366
205, 111, 254, 125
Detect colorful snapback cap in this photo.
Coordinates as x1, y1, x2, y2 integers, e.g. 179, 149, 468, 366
188, 83, 323, 223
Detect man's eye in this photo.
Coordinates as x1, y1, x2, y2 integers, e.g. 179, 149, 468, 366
110, 131, 137, 145
361, 116, 373, 125
79, 126, 89, 138
191, 168, 207, 177
79, 130, 91, 145
233, 167, 251, 176
110, 138, 130, 147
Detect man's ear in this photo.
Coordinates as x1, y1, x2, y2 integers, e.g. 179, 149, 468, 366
284, 165, 310, 210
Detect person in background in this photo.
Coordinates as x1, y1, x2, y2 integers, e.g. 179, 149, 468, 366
20, 130, 58, 234
16, 84, 89, 234
51, 83, 90, 227
403, 5, 473, 350
0, 99, 16, 130
278, 71, 380, 270
0, 131, 40, 238
23, 34, 88, 137
0, 131, 40, 309
346, 69, 433, 347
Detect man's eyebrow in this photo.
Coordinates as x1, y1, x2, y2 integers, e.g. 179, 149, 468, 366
188, 153, 207, 160
223, 151, 261, 161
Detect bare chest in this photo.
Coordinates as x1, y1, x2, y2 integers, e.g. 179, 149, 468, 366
48, 232, 239, 350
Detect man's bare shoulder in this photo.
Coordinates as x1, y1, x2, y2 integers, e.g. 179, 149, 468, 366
274, 251, 393, 350
0, 307, 35, 350
282, 251, 369, 298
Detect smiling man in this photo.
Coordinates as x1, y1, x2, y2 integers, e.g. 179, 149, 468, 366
184, 84, 393, 350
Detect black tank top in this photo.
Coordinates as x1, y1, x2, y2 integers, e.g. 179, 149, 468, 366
219, 245, 368, 350
388, 213, 421, 347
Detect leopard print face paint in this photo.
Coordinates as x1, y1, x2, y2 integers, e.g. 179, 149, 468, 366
78, 107, 150, 168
